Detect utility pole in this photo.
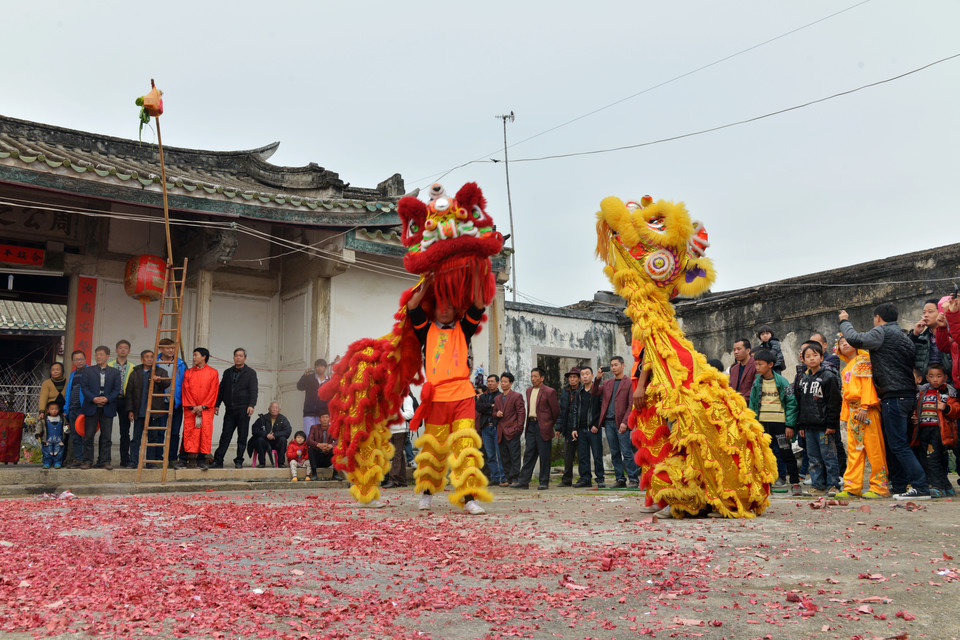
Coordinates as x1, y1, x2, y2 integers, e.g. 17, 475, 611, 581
496, 111, 517, 302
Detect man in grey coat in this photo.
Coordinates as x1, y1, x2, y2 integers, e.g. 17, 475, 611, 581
839, 303, 930, 500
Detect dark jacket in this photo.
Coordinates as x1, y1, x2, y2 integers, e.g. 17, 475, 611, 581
251, 412, 292, 441
79, 364, 122, 417
910, 328, 945, 378
840, 320, 916, 398
296, 373, 328, 417
793, 367, 842, 430
757, 338, 785, 373
125, 364, 171, 419
475, 389, 500, 430
556, 384, 581, 440
592, 375, 632, 427
576, 385, 602, 431
525, 384, 560, 440
494, 390, 525, 442
216, 365, 259, 413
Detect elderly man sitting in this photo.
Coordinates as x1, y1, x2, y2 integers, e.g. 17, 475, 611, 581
247, 402, 292, 467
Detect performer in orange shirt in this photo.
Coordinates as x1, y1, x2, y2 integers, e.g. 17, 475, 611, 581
182, 348, 219, 469
407, 271, 491, 515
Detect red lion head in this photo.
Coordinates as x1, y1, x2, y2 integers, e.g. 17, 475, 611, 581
398, 182, 503, 274
396, 182, 503, 316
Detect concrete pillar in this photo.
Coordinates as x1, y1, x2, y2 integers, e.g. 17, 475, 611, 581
488, 286, 506, 375
64, 273, 78, 357
194, 269, 214, 348
313, 276, 332, 360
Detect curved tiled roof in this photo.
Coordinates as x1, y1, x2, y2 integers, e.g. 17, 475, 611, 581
0, 114, 404, 224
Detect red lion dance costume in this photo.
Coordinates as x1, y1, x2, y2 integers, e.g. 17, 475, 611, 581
596, 195, 776, 518
320, 182, 502, 509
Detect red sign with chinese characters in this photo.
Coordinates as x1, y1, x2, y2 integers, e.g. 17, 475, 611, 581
72, 277, 97, 359
0, 244, 44, 266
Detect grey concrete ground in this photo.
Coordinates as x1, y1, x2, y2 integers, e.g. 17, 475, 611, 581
0, 477, 958, 640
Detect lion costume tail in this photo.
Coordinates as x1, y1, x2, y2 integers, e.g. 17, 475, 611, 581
319, 284, 425, 504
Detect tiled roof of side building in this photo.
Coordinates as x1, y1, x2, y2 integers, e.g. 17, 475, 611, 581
0, 114, 405, 224
0, 300, 66, 335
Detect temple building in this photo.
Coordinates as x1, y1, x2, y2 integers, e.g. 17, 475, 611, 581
0, 114, 508, 431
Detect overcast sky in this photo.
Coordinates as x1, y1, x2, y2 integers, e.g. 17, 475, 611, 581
3, 1, 959, 307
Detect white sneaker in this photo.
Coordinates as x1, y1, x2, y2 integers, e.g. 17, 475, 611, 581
418, 494, 432, 510
360, 499, 386, 508
464, 500, 486, 515
638, 504, 661, 513
654, 505, 673, 519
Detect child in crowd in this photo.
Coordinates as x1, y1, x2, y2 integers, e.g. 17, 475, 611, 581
794, 342, 842, 496
39, 401, 66, 469
913, 364, 958, 498
834, 337, 889, 499
748, 349, 801, 495
756, 325, 785, 373
286, 431, 312, 482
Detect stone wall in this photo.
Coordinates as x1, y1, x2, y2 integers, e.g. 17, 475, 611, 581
674, 243, 960, 381
504, 299, 631, 393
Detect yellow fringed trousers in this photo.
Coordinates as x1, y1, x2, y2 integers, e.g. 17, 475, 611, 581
413, 398, 492, 507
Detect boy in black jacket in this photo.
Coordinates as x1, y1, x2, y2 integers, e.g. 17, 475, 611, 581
794, 342, 842, 496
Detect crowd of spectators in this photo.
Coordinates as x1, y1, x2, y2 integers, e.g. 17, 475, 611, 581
35, 345, 340, 481
733, 298, 959, 500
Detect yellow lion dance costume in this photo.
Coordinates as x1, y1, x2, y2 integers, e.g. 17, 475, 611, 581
596, 195, 777, 518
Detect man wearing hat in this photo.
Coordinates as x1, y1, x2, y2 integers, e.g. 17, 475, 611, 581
556, 367, 582, 487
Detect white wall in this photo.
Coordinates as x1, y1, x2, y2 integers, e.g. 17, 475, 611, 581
207, 290, 278, 420
329, 266, 416, 359
279, 286, 311, 423
90, 276, 196, 361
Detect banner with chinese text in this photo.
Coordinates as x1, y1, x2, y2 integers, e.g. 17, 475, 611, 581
72, 277, 97, 358
0, 244, 44, 266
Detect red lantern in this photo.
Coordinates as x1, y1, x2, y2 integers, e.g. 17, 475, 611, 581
124, 255, 167, 327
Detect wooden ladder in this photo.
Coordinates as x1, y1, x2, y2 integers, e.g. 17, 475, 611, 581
136, 258, 188, 483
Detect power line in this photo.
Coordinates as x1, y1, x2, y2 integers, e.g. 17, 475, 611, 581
506, 0, 875, 152
409, 0, 874, 187
508, 52, 960, 164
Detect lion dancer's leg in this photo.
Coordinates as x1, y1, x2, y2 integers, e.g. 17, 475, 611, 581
447, 397, 492, 513
347, 420, 393, 507
415, 398, 491, 513
414, 419, 451, 507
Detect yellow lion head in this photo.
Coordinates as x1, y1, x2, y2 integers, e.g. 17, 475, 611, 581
595, 195, 715, 299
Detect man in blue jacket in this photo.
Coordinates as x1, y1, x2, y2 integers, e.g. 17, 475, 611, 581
62, 350, 86, 467
79, 345, 121, 469
157, 338, 187, 468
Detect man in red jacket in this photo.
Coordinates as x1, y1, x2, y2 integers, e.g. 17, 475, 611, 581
510, 368, 559, 490
182, 348, 219, 469
592, 356, 638, 488
494, 372, 525, 486
730, 338, 757, 402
